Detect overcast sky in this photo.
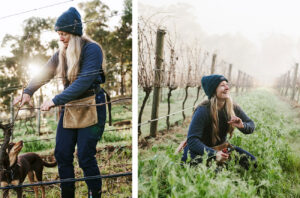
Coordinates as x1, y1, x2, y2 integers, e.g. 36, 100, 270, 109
139, 0, 300, 86
0, 0, 124, 56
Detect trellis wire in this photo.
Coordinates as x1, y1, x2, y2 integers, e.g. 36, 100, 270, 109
0, 0, 74, 21
0, 172, 132, 190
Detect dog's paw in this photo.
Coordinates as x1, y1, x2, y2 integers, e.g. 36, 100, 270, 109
1, 181, 9, 187
11, 180, 20, 186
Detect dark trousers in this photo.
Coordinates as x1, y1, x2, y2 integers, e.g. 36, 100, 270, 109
184, 145, 257, 170
54, 111, 105, 191
233, 145, 257, 170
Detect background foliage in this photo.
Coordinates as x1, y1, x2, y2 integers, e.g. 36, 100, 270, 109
0, 0, 132, 112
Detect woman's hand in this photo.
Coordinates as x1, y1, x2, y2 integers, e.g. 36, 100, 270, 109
216, 150, 229, 163
13, 93, 32, 107
228, 115, 244, 128
40, 100, 55, 111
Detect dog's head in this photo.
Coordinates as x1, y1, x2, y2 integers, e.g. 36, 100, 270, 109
7, 141, 23, 167
0, 141, 23, 187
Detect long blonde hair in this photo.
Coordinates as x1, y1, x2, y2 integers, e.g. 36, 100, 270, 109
209, 95, 235, 145
195, 95, 235, 146
56, 34, 105, 85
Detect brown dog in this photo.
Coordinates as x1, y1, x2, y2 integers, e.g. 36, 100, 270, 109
0, 141, 57, 198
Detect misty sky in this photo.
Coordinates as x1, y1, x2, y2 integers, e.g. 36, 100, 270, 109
139, 0, 300, 86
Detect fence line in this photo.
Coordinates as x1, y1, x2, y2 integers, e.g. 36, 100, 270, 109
0, 67, 125, 92
0, 126, 132, 145
277, 63, 299, 102
0, 0, 74, 21
139, 105, 195, 127
138, 87, 248, 126
0, 97, 131, 142
0, 125, 132, 146
17, 97, 131, 111
0, 172, 132, 190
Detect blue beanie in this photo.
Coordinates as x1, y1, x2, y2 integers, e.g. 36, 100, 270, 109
201, 75, 228, 99
55, 7, 82, 36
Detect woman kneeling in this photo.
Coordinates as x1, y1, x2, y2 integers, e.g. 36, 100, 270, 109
181, 74, 257, 170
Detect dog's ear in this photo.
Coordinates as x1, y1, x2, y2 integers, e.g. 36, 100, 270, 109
5, 143, 14, 153
7, 142, 15, 152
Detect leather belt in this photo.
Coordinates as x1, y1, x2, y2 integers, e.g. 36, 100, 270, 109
76, 86, 101, 100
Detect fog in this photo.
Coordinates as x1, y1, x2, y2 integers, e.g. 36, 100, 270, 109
139, 1, 300, 86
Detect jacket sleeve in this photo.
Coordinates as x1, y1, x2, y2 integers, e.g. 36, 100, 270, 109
234, 105, 255, 134
52, 43, 103, 105
23, 52, 58, 96
187, 107, 216, 157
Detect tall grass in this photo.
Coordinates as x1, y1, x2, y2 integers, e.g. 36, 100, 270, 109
139, 89, 300, 197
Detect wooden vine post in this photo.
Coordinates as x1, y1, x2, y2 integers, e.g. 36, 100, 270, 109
281, 73, 287, 96
37, 96, 41, 136
236, 70, 241, 95
166, 48, 177, 131
291, 63, 298, 101
284, 71, 290, 97
10, 94, 14, 141
228, 64, 232, 82
211, 54, 217, 74
150, 29, 166, 137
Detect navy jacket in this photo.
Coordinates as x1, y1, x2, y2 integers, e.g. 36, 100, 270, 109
24, 42, 106, 125
182, 102, 255, 162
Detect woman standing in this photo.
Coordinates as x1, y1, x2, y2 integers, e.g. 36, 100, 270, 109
14, 7, 105, 198
181, 74, 257, 169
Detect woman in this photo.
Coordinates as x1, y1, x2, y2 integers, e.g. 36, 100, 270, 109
14, 7, 105, 198
181, 74, 256, 170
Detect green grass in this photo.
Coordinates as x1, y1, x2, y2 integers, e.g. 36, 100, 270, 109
101, 131, 131, 142
139, 89, 300, 197
22, 140, 54, 152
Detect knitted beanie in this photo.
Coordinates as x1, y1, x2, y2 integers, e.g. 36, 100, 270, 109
55, 7, 82, 36
201, 75, 228, 99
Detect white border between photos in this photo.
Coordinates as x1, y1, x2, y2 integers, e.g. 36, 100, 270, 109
132, 0, 138, 197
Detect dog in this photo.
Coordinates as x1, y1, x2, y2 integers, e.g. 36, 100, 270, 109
0, 141, 57, 198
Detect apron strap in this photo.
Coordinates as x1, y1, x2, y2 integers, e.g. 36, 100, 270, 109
101, 88, 112, 126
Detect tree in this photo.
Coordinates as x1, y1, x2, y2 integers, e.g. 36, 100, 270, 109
109, 0, 132, 95
78, 0, 116, 93
0, 17, 55, 110
79, 0, 132, 96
